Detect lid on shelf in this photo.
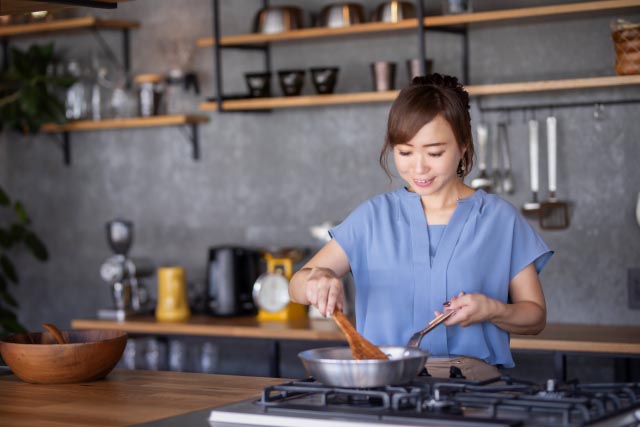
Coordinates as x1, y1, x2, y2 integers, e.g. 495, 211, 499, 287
134, 74, 163, 84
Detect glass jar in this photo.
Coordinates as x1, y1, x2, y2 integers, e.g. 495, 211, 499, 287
134, 73, 165, 117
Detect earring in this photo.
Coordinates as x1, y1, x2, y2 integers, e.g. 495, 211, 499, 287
457, 160, 465, 178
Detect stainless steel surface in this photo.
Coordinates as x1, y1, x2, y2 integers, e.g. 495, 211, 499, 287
406, 58, 433, 82
499, 122, 515, 194
470, 123, 492, 191
522, 120, 541, 213
371, 1, 416, 23
253, 6, 304, 34
370, 61, 396, 91
406, 310, 455, 348
490, 123, 503, 193
298, 346, 429, 388
319, 3, 365, 28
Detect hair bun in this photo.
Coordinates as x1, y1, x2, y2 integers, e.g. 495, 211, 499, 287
412, 73, 463, 91
411, 72, 469, 110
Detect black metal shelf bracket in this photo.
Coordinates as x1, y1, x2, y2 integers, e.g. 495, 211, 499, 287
177, 123, 201, 160
47, 132, 72, 166
90, 27, 131, 78
210, 0, 272, 113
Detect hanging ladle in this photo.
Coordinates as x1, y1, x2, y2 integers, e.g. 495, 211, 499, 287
471, 123, 493, 191
522, 119, 541, 215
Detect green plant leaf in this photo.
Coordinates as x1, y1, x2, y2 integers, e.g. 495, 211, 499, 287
0, 228, 11, 248
13, 201, 30, 224
24, 231, 48, 262
10, 224, 26, 242
0, 255, 18, 284
0, 186, 10, 206
0, 289, 17, 308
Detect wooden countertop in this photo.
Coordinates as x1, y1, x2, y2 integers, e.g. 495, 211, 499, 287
72, 316, 640, 355
0, 369, 283, 427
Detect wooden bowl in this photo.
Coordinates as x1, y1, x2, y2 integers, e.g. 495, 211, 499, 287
0, 329, 127, 384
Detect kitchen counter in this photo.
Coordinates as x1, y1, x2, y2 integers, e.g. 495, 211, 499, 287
71, 317, 640, 381
72, 316, 640, 355
0, 368, 283, 427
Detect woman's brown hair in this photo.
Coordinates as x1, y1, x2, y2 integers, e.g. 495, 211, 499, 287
379, 73, 475, 179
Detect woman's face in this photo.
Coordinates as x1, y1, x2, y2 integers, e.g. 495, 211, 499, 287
393, 114, 463, 197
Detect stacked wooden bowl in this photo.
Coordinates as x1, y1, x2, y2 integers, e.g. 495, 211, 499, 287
0, 329, 127, 384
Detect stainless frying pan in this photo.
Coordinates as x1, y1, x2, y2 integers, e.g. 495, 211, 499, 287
298, 312, 452, 388
298, 346, 429, 388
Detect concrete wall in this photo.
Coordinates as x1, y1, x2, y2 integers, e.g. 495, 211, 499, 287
1, 1, 639, 340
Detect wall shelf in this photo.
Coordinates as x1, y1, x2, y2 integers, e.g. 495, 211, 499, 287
197, 0, 640, 47
0, 16, 139, 75
0, 17, 139, 37
41, 115, 210, 165
200, 75, 640, 111
0, 0, 126, 16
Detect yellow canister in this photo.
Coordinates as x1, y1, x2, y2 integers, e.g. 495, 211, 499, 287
155, 266, 190, 322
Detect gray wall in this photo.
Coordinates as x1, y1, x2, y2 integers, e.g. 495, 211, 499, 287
1, 0, 640, 334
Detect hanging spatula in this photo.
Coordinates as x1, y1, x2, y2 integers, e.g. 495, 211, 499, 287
332, 310, 389, 360
540, 116, 569, 230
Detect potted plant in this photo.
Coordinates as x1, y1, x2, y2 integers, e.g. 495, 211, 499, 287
0, 42, 74, 133
0, 185, 48, 338
0, 43, 68, 339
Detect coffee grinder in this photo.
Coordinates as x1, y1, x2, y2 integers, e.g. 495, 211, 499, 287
98, 219, 154, 321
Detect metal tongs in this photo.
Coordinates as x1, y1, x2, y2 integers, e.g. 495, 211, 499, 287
407, 310, 456, 348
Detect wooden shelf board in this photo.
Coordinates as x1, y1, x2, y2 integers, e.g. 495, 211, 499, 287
197, 0, 640, 46
465, 74, 640, 95
200, 75, 640, 111
41, 115, 209, 133
0, 17, 139, 37
72, 317, 640, 354
200, 91, 399, 111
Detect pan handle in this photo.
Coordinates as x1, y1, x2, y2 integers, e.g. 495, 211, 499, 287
407, 310, 455, 348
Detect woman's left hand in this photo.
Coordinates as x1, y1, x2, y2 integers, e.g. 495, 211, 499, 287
435, 292, 501, 327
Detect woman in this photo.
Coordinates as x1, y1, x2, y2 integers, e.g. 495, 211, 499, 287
289, 73, 553, 381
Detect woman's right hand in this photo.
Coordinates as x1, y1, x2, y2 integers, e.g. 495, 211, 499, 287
305, 267, 344, 317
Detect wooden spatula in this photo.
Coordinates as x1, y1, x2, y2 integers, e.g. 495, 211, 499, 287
332, 310, 388, 360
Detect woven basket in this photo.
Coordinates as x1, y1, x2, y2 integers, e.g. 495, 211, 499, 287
612, 21, 640, 75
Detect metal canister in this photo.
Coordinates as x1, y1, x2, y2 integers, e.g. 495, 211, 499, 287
134, 73, 164, 117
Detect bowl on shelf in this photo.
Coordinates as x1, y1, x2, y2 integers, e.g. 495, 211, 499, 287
278, 69, 306, 96
245, 72, 272, 98
318, 3, 365, 28
253, 6, 304, 34
371, 1, 416, 23
310, 67, 340, 94
0, 329, 127, 384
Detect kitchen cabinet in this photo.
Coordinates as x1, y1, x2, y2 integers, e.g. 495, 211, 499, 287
198, 0, 640, 112
72, 316, 640, 381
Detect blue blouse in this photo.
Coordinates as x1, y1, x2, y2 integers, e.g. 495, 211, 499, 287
329, 188, 553, 368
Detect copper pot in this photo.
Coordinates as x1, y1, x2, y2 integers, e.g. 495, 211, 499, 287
319, 3, 365, 28
253, 6, 304, 34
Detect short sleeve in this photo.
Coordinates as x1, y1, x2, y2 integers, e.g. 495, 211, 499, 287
328, 201, 370, 263
509, 213, 554, 280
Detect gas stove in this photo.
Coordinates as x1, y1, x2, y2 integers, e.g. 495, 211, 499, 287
208, 375, 640, 427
